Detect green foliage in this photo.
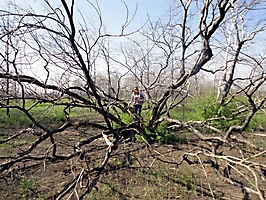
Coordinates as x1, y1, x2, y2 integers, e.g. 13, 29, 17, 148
20, 176, 39, 198
0, 109, 33, 128
154, 123, 170, 142
1, 94, 266, 140
152, 124, 188, 143
141, 122, 187, 144
0, 101, 69, 129
110, 111, 133, 128
170, 92, 248, 131
88, 162, 203, 200
28, 102, 66, 124
118, 112, 133, 124
6, 170, 39, 199
152, 92, 266, 142
194, 94, 218, 121
247, 110, 266, 132
193, 93, 241, 125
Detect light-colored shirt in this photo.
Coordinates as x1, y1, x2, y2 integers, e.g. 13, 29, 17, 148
131, 92, 144, 105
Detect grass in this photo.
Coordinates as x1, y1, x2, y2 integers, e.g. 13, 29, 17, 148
0, 109, 33, 128
1, 99, 112, 131
251, 138, 266, 149
168, 92, 266, 133
20, 176, 39, 199
1, 93, 266, 140
1, 97, 263, 199
0, 136, 12, 152
4, 170, 40, 200
0, 100, 96, 130
0, 105, 64, 129
88, 162, 204, 200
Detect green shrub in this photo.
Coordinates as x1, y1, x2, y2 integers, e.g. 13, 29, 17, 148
248, 110, 266, 132
171, 92, 247, 131
156, 92, 266, 141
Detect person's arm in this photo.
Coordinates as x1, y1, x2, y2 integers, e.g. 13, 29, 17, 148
139, 93, 144, 104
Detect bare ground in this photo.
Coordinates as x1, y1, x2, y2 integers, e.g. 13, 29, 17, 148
0, 127, 266, 200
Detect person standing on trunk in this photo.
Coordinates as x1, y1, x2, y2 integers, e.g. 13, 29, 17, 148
131, 86, 144, 119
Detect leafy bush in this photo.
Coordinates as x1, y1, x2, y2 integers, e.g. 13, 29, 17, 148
156, 92, 266, 141
248, 110, 266, 132
171, 93, 248, 131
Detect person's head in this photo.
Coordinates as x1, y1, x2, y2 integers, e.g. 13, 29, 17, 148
133, 86, 139, 94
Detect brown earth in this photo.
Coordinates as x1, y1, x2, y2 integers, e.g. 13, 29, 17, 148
0, 127, 265, 200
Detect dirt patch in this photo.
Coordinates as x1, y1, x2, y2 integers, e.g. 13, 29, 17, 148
0, 128, 266, 199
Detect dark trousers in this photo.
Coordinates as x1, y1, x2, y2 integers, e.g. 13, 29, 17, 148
133, 105, 142, 128
133, 104, 142, 117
